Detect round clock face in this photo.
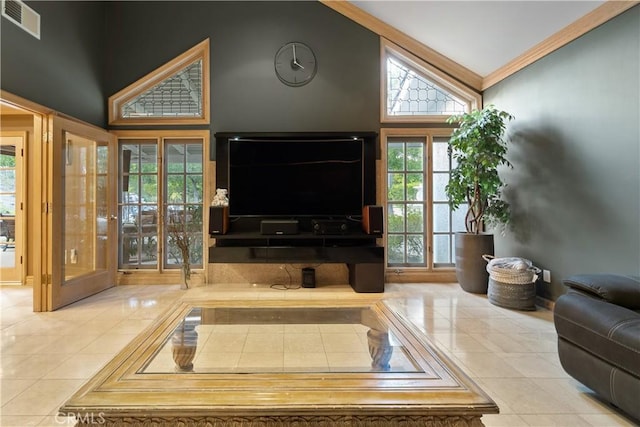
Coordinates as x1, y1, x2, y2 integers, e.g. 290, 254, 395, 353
274, 42, 317, 87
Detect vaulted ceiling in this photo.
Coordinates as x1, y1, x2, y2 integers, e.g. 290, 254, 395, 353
350, 1, 605, 76
326, 1, 636, 91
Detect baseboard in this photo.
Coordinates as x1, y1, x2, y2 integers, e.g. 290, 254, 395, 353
535, 296, 555, 311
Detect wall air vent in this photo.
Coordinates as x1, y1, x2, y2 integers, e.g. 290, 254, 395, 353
1, 0, 40, 39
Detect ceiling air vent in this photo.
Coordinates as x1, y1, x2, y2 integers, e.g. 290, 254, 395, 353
1, 0, 40, 39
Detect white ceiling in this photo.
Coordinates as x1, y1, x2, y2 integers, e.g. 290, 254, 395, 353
349, 1, 605, 76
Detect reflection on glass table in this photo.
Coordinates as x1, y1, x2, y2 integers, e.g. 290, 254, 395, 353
143, 307, 421, 374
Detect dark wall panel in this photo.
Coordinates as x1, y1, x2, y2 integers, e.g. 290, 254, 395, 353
484, 6, 640, 300
0, 1, 106, 126
105, 1, 380, 134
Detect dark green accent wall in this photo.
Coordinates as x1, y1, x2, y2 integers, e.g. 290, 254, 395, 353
105, 1, 379, 134
1, 1, 106, 126
2, 1, 379, 132
1, 1, 380, 132
484, 6, 640, 300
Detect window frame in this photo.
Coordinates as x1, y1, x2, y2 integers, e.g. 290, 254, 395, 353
380, 39, 481, 123
381, 128, 458, 282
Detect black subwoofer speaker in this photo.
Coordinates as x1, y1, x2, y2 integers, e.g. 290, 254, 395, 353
362, 205, 383, 234
302, 267, 316, 288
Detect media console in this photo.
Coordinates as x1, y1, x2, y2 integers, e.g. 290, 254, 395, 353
210, 132, 384, 292
209, 219, 384, 292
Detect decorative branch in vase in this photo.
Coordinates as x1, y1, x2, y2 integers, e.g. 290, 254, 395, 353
167, 205, 202, 289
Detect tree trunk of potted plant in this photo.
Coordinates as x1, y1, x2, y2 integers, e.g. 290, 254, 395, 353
446, 105, 514, 294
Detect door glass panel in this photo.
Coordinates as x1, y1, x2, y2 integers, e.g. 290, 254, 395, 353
63, 132, 103, 280
406, 143, 423, 171
433, 234, 451, 265
164, 139, 203, 270
386, 137, 427, 268
387, 173, 405, 201
406, 173, 423, 201
433, 203, 449, 233
119, 141, 158, 269
387, 204, 405, 233
406, 204, 424, 233
0, 144, 16, 269
96, 146, 108, 270
432, 172, 448, 202
406, 235, 424, 264
387, 143, 404, 171
387, 235, 405, 265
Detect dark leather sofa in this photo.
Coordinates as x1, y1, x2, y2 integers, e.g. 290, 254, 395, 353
554, 274, 640, 422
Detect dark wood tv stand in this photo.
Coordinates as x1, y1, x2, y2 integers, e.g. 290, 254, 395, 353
209, 223, 384, 293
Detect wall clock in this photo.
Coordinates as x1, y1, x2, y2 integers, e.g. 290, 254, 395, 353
274, 42, 317, 87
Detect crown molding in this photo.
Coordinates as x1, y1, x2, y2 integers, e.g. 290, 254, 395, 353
482, 1, 639, 90
319, 0, 483, 92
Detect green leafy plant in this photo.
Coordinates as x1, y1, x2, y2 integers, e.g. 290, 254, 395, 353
445, 105, 514, 234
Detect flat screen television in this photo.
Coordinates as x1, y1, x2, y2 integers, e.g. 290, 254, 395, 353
224, 136, 370, 218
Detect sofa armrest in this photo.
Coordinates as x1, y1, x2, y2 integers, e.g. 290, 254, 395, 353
563, 274, 640, 310
554, 291, 640, 378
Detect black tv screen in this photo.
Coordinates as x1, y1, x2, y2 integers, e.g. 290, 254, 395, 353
228, 138, 364, 217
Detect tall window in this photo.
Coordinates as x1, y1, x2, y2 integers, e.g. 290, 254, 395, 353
381, 38, 478, 273
108, 40, 211, 279
432, 137, 467, 267
164, 141, 203, 271
118, 136, 205, 272
387, 138, 425, 266
383, 131, 467, 271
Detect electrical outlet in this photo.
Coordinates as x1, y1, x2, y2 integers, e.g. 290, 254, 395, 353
543, 269, 551, 283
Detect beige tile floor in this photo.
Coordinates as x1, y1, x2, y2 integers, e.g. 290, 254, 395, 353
0, 282, 637, 427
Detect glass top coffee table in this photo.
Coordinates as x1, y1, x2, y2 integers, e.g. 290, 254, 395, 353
60, 299, 498, 426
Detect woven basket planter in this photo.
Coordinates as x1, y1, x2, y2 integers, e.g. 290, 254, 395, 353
488, 278, 537, 310
484, 256, 540, 311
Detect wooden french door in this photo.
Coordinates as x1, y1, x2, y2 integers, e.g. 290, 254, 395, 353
47, 116, 117, 310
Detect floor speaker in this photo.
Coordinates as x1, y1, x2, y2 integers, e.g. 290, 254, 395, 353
302, 267, 316, 288
209, 206, 229, 235
362, 205, 383, 234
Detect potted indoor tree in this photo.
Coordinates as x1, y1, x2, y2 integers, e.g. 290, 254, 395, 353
446, 105, 513, 293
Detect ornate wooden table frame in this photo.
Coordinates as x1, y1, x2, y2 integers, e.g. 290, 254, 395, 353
60, 299, 498, 426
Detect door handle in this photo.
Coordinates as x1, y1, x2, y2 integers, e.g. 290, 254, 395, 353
110, 215, 118, 221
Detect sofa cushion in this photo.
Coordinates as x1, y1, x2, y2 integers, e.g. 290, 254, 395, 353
563, 274, 640, 310
554, 291, 640, 378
